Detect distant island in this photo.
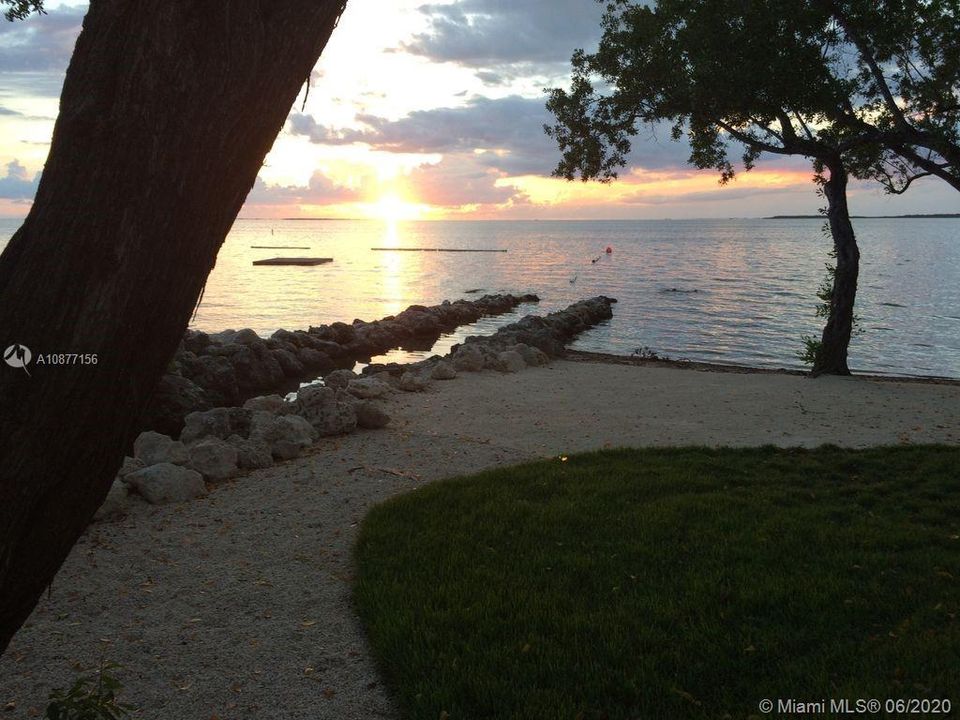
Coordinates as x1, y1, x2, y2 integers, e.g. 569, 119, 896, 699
767, 213, 960, 219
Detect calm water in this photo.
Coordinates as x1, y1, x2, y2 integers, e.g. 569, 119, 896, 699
2, 218, 958, 377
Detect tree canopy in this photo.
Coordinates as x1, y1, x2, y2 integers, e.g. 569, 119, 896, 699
2, 0, 44, 22
545, 0, 959, 193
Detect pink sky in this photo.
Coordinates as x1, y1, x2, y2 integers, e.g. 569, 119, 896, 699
1, 1, 957, 220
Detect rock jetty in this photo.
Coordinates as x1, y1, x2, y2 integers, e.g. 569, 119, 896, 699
103, 296, 616, 519
142, 293, 539, 436
362, 295, 617, 379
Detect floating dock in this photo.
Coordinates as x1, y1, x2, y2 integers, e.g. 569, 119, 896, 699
252, 257, 333, 266
370, 248, 507, 253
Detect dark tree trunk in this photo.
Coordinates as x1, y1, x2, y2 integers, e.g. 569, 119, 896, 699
0, 0, 348, 654
813, 161, 860, 376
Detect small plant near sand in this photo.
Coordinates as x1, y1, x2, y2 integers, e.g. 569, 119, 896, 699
45, 661, 132, 720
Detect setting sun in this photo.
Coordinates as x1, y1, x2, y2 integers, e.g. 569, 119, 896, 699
367, 193, 426, 222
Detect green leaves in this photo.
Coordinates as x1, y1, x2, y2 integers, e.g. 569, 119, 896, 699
44, 662, 133, 720
545, 0, 959, 193
1, 0, 44, 22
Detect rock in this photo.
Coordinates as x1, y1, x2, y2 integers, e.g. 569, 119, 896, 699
232, 343, 285, 393
187, 438, 239, 481
512, 343, 550, 367
323, 368, 357, 390
270, 328, 302, 347
180, 407, 253, 444
243, 394, 285, 414
452, 344, 485, 372
297, 347, 335, 372
226, 435, 275, 470
498, 350, 527, 373
133, 431, 188, 466
291, 385, 357, 436
400, 371, 431, 392
355, 401, 391, 429
183, 330, 211, 355
346, 377, 393, 399
232, 328, 261, 345
179, 353, 240, 407
430, 360, 457, 380
251, 412, 318, 459
94, 480, 129, 522
208, 329, 237, 345
300, 337, 344, 357
272, 348, 305, 377
139, 373, 209, 438
125, 463, 206, 505
327, 321, 356, 345
118, 456, 144, 478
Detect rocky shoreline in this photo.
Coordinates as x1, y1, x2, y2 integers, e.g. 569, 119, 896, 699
142, 293, 540, 436
101, 296, 616, 520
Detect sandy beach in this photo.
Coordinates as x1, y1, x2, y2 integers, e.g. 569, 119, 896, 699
2, 358, 959, 718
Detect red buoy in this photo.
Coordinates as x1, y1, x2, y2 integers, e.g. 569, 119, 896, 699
605, 246, 613, 254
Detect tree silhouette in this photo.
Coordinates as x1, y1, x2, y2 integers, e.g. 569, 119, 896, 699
0, 0, 349, 652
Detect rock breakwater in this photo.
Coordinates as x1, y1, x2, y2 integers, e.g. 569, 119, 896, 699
142, 293, 539, 436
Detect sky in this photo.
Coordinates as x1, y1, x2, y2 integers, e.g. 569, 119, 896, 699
0, 0, 957, 220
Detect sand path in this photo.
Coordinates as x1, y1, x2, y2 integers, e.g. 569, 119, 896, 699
2, 359, 958, 718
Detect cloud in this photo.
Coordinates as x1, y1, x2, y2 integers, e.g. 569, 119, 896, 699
291, 95, 567, 176
0, 4, 85, 73
292, 94, 701, 179
0, 159, 40, 199
245, 172, 362, 207
407, 155, 527, 207
400, 0, 604, 70
0, 105, 22, 115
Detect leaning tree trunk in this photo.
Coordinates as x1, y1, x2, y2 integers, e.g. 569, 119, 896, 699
813, 161, 860, 376
0, 0, 348, 654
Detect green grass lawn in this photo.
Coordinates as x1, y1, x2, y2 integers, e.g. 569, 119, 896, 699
353, 446, 960, 719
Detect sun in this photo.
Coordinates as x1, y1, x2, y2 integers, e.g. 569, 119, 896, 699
369, 193, 425, 222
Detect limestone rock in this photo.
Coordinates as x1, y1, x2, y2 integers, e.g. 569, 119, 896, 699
498, 350, 527, 373
346, 377, 393, 399
243, 394, 285, 414
452, 344, 485, 372
139, 373, 210, 439
251, 412, 319, 459
226, 435, 275, 470
355, 401, 391, 429
292, 385, 357, 436
134, 431, 188, 466
180, 407, 253, 444
178, 353, 240, 408
125, 463, 207, 505
512, 343, 550, 367
400, 371, 431, 392
323, 368, 358, 390
431, 360, 457, 380
232, 328, 261, 346
232, 343, 285, 393
187, 438, 239, 481
272, 348, 305, 378
297, 347, 334, 372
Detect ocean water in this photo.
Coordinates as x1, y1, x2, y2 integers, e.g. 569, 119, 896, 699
1, 217, 958, 377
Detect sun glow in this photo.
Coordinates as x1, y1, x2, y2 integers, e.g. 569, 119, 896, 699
368, 193, 427, 222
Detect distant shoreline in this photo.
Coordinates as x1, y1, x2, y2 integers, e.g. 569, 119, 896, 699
766, 213, 960, 219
